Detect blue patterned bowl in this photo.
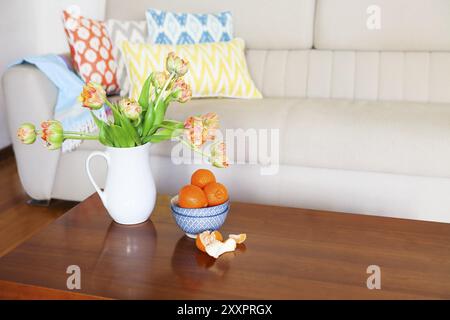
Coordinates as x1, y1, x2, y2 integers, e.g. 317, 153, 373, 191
170, 195, 229, 238
170, 196, 230, 217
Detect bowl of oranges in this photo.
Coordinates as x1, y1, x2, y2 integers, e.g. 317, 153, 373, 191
171, 169, 229, 238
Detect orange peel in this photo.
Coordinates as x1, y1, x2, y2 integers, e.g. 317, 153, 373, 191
196, 231, 247, 259
205, 238, 237, 259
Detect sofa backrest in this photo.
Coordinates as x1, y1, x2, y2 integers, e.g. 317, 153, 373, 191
105, 0, 450, 103
106, 0, 316, 50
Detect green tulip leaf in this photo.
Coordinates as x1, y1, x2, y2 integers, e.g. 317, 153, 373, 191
154, 128, 174, 136
161, 120, 184, 129
142, 100, 155, 137
109, 124, 134, 147
138, 74, 153, 111
119, 116, 141, 146
109, 103, 122, 126
90, 111, 113, 146
99, 123, 114, 146
142, 134, 173, 143
148, 100, 167, 136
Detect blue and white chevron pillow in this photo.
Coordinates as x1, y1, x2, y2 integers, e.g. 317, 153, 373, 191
145, 9, 233, 45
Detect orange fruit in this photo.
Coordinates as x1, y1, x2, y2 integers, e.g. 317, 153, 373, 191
229, 233, 247, 244
191, 169, 216, 189
203, 182, 228, 206
196, 230, 224, 252
178, 185, 208, 208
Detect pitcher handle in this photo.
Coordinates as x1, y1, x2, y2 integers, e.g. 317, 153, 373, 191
86, 151, 109, 205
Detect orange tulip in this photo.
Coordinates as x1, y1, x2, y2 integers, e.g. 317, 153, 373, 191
79, 82, 106, 110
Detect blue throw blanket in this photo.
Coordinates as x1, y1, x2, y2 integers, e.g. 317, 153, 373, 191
14, 54, 108, 152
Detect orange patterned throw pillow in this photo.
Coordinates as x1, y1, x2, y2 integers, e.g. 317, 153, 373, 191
62, 10, 119, 94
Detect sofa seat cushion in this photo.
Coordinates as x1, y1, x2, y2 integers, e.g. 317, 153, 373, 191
78, 97, 450, 178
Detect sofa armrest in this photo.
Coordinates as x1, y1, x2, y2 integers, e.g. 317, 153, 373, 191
2, 64, 60, 200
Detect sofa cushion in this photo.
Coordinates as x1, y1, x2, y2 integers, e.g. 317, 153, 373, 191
62, 10, 119, 94
282, 98, 450, 179
79, 97, 450, 179
246, 50, 450, 104
105, 19, 148, 97
121, 38, 262, 99
145, 8, 233, 44
105, 0, 316, 50
315, 0, 450, 51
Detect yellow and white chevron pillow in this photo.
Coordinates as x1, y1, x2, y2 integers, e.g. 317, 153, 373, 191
120, 38, 262, 100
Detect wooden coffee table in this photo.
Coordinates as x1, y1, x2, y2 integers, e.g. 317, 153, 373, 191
0, 194, 449, 299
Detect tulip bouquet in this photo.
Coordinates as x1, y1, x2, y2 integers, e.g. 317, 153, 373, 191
17, 52, 228, 168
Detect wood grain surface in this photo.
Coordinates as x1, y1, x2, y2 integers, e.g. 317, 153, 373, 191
0, 193, 449, 299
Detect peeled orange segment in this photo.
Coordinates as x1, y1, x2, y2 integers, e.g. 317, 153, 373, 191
205, 238, 237, 259
229, 233, 247, 244
196, 230, 223, 252
196, 231, 216, 253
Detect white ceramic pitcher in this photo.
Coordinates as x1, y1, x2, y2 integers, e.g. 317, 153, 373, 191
86, 143, 156, 225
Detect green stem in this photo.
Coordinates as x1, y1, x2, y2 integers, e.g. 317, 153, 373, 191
177, 137, 210, 158
63, 131, 97, 136
104, 98, 120, 114
63, 134, 99, 141
164, 93, 174, 105
154, 73, 175, 110
134, 117, 141, 127
153, 78, 160, 98
156, 124, 177, 130
104, 98, 123, 125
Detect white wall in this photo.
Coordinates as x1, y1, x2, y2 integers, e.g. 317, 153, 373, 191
0, 0, 106, 149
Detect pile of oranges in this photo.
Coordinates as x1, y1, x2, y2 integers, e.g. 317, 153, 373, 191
176, 169, 247, 259
178, 169, 228, 208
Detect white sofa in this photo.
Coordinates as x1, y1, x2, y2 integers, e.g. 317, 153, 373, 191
4, 0, 450, 223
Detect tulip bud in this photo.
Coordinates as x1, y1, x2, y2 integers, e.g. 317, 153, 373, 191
166, 52, 189, 78
184, 113, 219, 147
210, 142, 229, 168
119, 98, 142, 121
202, 113, 219, 141
79, 82, 106, 110
40, 120, 64, 150
17, 123, 37, 144
153, 71, 170, 89
172, 78, 192, 103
